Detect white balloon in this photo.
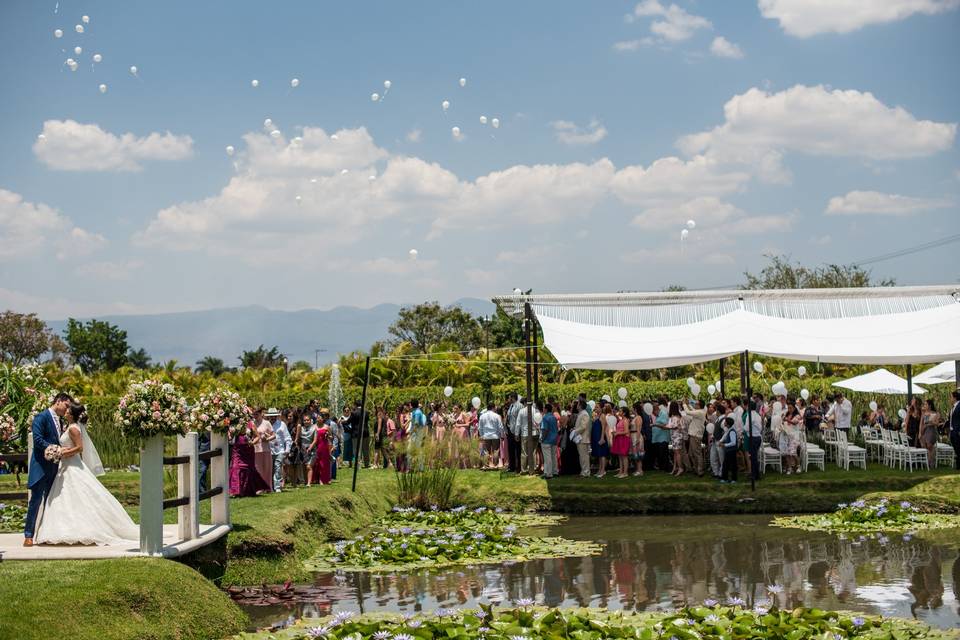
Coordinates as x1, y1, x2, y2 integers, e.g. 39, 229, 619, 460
472, 396, 481, 409
686, 377, 695, 387
74, 46, 82, 55
66, 58, 77, 71
383, 80, 391, 90
37, 134, 46, 142
680, 229, 689, 239
491, 118, 500, 128
898, 408, 907, 419
251, 79, 259, 88
263, 118, 273, 128
409, 248, 418, 258
601, 394, 611, 402
98, 83, 107, 94
129, 65, 137, 75
686, 219, 696, 229
691, 384, 701, 395
800, 389, 810, 400
330, 134, 338, 140
225, 145, 234, 156
869, 401, 878, 412
643, 402, 653, 416
310, 177, 317, 184
617, 387, 628, 399
292, 136, 302, 145
753, 361, 764, 373
587, 400, 596, 411
775, 381, 786, 395
294, 195, 302, 204
270, 129, 281, 139
459, 77, 466, 87
371, 92, 380, 102
443, 386, 453, 397
81, 15, 90, 23
798, 366, 807, 377
75, 24, 84, 33
441, 100, 450, 111
707, 384, 716, 395
368, 175, 376, 181
618, 400, 628, 408
706, 423, 715, 435
54, 28, 63, 38
715, 380, 721, 389
92, 53, 102, 63
479, 115, 488, 125
290, 78, 299, 88
451, 126, 461, 138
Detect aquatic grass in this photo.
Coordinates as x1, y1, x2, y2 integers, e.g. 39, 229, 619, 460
773, 498, 960, 533
383, 505, 562, 530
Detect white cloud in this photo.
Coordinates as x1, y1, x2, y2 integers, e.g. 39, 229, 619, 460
496, 247, 553, 264
0, 188, 105, 261
625, 1, 712, 45
550, 119, 608, 145
75, 260, 144, 281
677, 85, 957, 179
464, 268, 500, 286
758, 0, 960, 37
622, 244, 735, 265
612, 38, 654, 51
825, 190, 953, 215
346, 257, 438, 276
611, 155, 750, 206
631, 196, 794, 234
33, 120, 193, 172
710, 36, 745, 59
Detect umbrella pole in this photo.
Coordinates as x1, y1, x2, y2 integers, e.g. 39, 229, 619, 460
906, 364, 913, 408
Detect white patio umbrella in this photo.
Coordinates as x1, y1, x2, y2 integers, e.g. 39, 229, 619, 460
913, 360, 957, 385
832, 368, 927, 395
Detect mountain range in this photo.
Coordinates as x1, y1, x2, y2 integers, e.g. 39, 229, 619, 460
47, 298, 496, 368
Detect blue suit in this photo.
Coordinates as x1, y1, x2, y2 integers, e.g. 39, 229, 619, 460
24, 409, 61, 539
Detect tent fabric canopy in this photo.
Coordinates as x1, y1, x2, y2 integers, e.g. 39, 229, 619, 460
492, 286, 960, 371
914, 361, 957, 385
832, 368, 926, 395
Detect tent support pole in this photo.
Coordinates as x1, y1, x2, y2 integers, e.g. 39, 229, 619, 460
906, 364, 913, 408
523, 303, 534, 462
719, 358, 726, 397
956, 360, 960, 387
745, 350, 756, 492
351, 356, 370, 493
532, 316, 540, 405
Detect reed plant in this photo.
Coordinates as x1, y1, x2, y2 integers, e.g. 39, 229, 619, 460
393, 431, 480, 510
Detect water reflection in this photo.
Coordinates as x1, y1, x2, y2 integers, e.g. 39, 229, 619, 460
240, 515, 960, 632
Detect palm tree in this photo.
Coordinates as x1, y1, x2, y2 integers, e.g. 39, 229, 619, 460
195, 356, 228, 376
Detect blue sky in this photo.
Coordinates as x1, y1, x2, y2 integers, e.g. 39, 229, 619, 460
1, 0, 958, 318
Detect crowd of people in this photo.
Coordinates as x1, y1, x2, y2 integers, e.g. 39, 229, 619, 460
226, 388, 960, 496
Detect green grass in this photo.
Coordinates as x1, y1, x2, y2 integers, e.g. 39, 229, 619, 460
0, 557, 246, 640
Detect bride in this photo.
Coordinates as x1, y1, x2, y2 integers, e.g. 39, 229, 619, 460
35, 402, 140, 546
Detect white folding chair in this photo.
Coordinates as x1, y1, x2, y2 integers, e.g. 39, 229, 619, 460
935, 441, 954, 467
881, 429, 904, 468
822, 428, 839, 463
861, 426, 884, 462
762, 444, 782, 474
800, 432, 824, 472
900, 432, 929, 472
837, 430, 866, 470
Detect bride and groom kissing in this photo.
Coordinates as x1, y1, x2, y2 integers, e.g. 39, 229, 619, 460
23, 393, 139, 547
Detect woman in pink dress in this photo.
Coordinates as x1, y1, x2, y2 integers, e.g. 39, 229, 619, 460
311, 422, 333, 485
253, 409, 276, 491
230, 423, 270, 497
451, 404, 470, 466
611, 406, 631, 478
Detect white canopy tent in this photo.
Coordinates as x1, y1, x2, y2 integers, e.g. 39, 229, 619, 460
913, 361, 957, 385
832, 368, 926, 395
492, 285, 960, 370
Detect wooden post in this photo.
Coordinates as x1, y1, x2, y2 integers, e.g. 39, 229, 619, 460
745, 350, 756, 491
719, 358, 726, 397
210, 431, 230, 526
906, 364, 914, 408
351, 356, 371, 492
139, 434, 165, 556
177, 432, 200, 540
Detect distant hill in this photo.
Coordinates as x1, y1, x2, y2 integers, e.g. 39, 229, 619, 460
47, 298, 496, 368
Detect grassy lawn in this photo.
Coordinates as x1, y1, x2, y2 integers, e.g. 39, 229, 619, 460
0, 557, 246, 640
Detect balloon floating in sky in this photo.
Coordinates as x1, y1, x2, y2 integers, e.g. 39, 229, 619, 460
471, 396, 481, 409
383, 80, 391, 90
753, 361, 764, 373
371, 92, 380, 102
409, 248, 418, 259
479, 115, 487, 125
451, 126, 461, 138
54, 28, 63, 38
251, 79, 259, 88
443, 386, 453, 397
225, 145, 234, 156
800, 388, 810, 400
66, 58, 78, 71
37, 134, 46, 142
295, 195, 302, 204
129, 65, 138, 75
290, 78, 299, 88
341, 168, 349, 175
98, 83, 107, 94
75, 24, 84, 33
459, 77, 466, 87
81, 15, 90, 23
368, 175, 376, 181
330, 134, 338, 140
92, 53, 102, 63
441, 100, 450, 112
491, 118, 500, 129
263, 118, 273, 128
74, 46, 82, 55
686, 219, 696, 230
270, 129, 281, 139
680, 229, 689, 240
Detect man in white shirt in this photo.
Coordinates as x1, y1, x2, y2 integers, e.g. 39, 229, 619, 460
516, 401, 542, 474
826, 392, 853, 433
477, 403, 504, 469
268, 408, 291, 492
572, 401, 592, 477
682, 401, 707, 476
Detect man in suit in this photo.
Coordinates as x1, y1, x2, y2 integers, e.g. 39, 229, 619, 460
949, 389, 960, 470
23, 392, 73, 546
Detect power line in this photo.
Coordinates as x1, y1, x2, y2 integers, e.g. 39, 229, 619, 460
850, 232, 960, 267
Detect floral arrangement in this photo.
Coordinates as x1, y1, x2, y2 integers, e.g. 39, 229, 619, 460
114, 379, 189, 440
0, 362, 56, 451
772, 498, 960, 533
306, 508, 599, 572
271, 602, 959, 640
0, 413, 16, 453
43, 444, 63, 463
189, 388, 252, 435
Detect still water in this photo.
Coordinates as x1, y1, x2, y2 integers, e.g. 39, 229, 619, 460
239, 514, 960, 631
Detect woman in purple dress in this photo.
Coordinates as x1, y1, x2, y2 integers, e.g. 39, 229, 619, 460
230, 422, 270, 497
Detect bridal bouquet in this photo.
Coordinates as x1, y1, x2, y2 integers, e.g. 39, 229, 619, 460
44, 444, 63, 463
189, 389, 252, 435
115, 379, 189, 440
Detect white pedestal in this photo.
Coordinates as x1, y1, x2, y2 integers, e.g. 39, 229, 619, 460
139, 434, 165, 556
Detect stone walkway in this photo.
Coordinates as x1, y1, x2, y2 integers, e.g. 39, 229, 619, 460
0, 523, 230, 560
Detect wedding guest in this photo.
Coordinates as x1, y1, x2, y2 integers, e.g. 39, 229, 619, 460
611, 406, 631, 479
682, 401, 707, 477
905, 397, 922, 448
719, 416, 738, 484
949, 389, 960, 469
560, 401, 582, 476
572, 400, 592, 478
374, 405, 390, 468
252, 408, 276, 491
230, 422, 270, 497
478, 402, 504, 469
268, 408, 291, 492
630, 402, 645, 476
349, 400, 371, 467
920, 399, 940, 468
286, 409, 305, 485
312, 418, 333, 485
339, 405, 354, 467
667, 401, 685, 477
591, 404, 610, 478
300, 414, 318, 486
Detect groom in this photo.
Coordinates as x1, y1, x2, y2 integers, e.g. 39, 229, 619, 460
23, 392, 73, 547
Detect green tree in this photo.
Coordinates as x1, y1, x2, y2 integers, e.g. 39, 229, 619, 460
386, 302, 483, 353
195, 356, 229, 376
127, 347, 152, 369
483, 307, 524, 349
742, 254, 896, 290
0, 311, 67, 365
290, 360, 312, 372
239, 345, 284, 369
63, 318, 129, 372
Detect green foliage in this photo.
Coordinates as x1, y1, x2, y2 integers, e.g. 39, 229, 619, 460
0, 310, 66, 365
239, 344, 284, 369
195, 356, 230, 375
381, 506, 563, 530
63, 318, 130, 372
772, 498, 960, 533
254, 604, 959, 640
742, 254, 896, 290
0, 501, 27, 532
126, 347, 152, 369
387, 301, 484, 352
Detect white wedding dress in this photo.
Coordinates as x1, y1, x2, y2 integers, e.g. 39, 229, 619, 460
35, 427, 140, 546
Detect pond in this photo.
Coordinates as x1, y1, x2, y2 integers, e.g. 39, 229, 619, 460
238, 514, 960, 632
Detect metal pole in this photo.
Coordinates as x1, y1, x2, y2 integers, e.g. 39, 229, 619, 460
532, 317, 540, 404
956, 360, 960, 387
351, 356, 371, 492
906, 364, 913, 408
719, 358, 726, 397
745, 350, 756, 491
523, 303, 534, 470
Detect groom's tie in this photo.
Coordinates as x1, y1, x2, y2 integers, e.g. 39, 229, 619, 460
55, 415, 62, 436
